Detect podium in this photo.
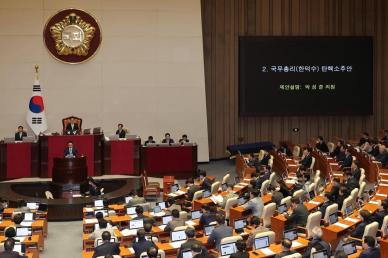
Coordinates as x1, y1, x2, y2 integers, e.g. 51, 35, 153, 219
52, 157, 87, 184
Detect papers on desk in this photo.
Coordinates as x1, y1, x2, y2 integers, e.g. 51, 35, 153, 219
344, 217, 360, 223
291, 241, 302, 248
121, 228, 137, 236
285, 180, 296, 185
334, 222, 350, 229
20, 222, 33, 227
185, 220, 196, 226
168, 193, 177, 197
308, 201, 321, 205
333, 173, 343, 176
175, 190, 186, 195
84, 218, 98, 224
234, 185, 244, 188
239, 232, 248, 236
149, 211, 165, 217
84, 208, 94, 212
170, 240, 186, 248
260, 248, 275, 256
380, 183, 388, 187
14, 237, 25, 242
158, 225, 166, 231
128, 248, 134, 254
376, 193, 387, 197
369, 201, 380, 205
329, 163, 338, 166
210, 195, 223, 204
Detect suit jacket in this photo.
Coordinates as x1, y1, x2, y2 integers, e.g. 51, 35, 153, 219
221, 192, 238, 208
316, 142, 329, 153
261, 154, 270, 166
65, 123, 79, 135
329, 184, 340, 200
92, 242, 120, 258
163, 218, 185, 232
132, 238, 155, 258
345, 178, 359, 192
187, 185, 201, 201
374, 209, 388, 227
116, 129, 126, 138
376, 152, 388, 168
242, 197, 264, 217
207, 224, 233, 250
319, 201, 333, 218
199, 213, 217, 227
302, 237, 331, 258
300, 154, 312, 168
64, 147, 78, 157
162, 138, 174, 144
353, 168, 361, 181
274, 250, 297, 258
201, 177, 213, 191
230, 251, 249, 258
336, 152, 346, 162
136, 214, 155, 226
341, 155, 353, 168
0, 251, 27, 258
178, 239, 207, 258
14, 132, 27, 141
286, 204, 309, 228
144, 140, 155, 146
350, 221, 367, 238
359, 247, 380, 258
166, 204, 182, 213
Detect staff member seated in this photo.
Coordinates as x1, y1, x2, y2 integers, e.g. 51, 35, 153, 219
179, 134, 189, 144
0, 238, 27, 258
374, 199, 388, 227
115, 123, 126, 138
242, 190, 264, 217
230, 240, 249, 258
92, 231, 120, 258
274, 239, 297, 258
65, 117, 79, 135
14, 126, 27, 141
339, 148, 352, 169
316, 136, 329, 153
132, 229, 156, 258
64, 141, 78, 158
88, 220, 116, 240
161, 133, 174, 144
284, 197, 309, 229
144, 136, 155, 146
178, 228, 207, 258
359, 236, 380, 258
163, 209, 184, 232
302, 227, 331, 258
207, 214, 233, 250
135, 206, 155, 225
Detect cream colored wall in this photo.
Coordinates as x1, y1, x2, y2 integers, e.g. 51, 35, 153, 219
0, 0, 209, 161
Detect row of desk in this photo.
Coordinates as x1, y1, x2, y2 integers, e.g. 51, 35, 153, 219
0, 135, 197, 180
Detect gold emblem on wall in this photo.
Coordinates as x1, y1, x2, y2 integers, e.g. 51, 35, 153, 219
43, 9, 102, 64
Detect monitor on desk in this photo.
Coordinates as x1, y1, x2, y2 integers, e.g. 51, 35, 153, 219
26, 202, 39, 210
156, 201, 167, 210
162, 215, 173, 225
127, 207, 137, 215
23, 212, 35, 222
171, 230, 187, 242
191, 210, 202, 220
204, 225, 215, 236
220, 243, 237, 257
221, 183, 228, 191
125, 196, 133, 203
170, 184, 179, 193
329, 212, 338, 224
309, 190, 315, 200
203, 190, 211, 198
343, 241, 357, 255
94, 199, 104, 208
129, 219, 144, 229
312, 250, 328, 258
234, 218, 246, 230
345, 204, 354, 216
16, 227, 32, 237
277, 203, 287, 214
254, 236, 270, 250
238, 197, 247, 205
153, 206, 162, 214
284, 228, 298, 241
94, 209, 108, 217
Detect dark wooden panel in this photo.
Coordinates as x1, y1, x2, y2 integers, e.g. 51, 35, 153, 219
201, 0, 388, 159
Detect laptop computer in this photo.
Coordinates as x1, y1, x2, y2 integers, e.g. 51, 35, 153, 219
125, 196, 133, 203
153, 206, 162, 214
129, 219, 144, 229
220, 243, 237, 257
23, 212, 35, 222
343, 241, 357, 255
203, 190, 211, 198
181, 249, 193, 258
156, 201, 167, 209
277, 203, 287, 214
204, 225, 215, 236
345, 204, 353, 216
170, 184, 179, 193
254, 236, 270, 250
162, 215, 173, 225
171, 230, 187, 242
26, 202, 39, 210
191, 210, 202, 220
22, 136, 35, 143
312, 250, 329, 258
284, 228, 298, 241
237, 197, 247, 205
127, 207, 137, 215
329, 212, 338, 224
234, 218, 246, 233
309, 190, 315, 200
16, 227, 32, 237
221, 183, 228, 191
13, 243, 26, 254
94, 199, 104, 208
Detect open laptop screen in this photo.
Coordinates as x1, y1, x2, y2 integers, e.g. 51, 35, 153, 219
171, 230, 187, 242
284, 228, 298, 241
162, 215, 173, 225
220, 243, 237, 256
277, 203, 287, 213
16, 227, 32, 237
234, 219, 246, 229
312, 250, 328, 258
94, 200, 104, 208
329, 212, 338, 224
204, 225, 215, 236
254, 236, 270, 250
126, 207, 137, 215
156, 201, 167, 209
26, 202, 39, 210
343, 241, 357, 255
129, 219, 144, 229
191, 210, 202, 220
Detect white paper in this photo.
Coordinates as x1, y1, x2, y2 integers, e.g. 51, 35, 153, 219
170, 240, 186, 248
308, 201, 321, 205
379, 173, 388, 176
288, 164, 297, 167
334, 222, 350, 229
344, 217, 360, 223
175, 190, 186, 195
210, 195, 223, 204
329, 163, 338, 166
369, 201, 380, 205
260, 248, 275, 255
128, 248, 134, 254
129, 214, 138, 219
285, 180, 296, 184
72, 194, 82, 197
168, 193, 177, 197
380, 183, 388, 187
84, 218, 98, 224
333, 173, 343, 176
234, 185, 244, 188
20, 222, 33, 226
121, 228, 137, 236
185, 220, 196, 226
84, 208, 94, 212
291, 241, 302, 248
376, 193, 387, 197
149, 211, 165, 217
158, 225, 166, 230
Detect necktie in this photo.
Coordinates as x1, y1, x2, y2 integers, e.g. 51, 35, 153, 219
69, 148, 72, 154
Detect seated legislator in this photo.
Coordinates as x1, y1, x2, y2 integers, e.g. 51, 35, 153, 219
163, 209, 185, 232
207, 214, 233, 250
330, 140, 344, 158
299, 147, 313, 168
178, 228, 207, 258
302, 227, 331, 258
374, 144, 388, 168
86, 177, 101, 196
186, 178, 201, 201
191, 244, 213, 258
381, 129, 388, 143
64, 141, 78, 158
179, 134, 189, 144
230, 240, 249, 258
339, 148, 352, 169
132, 229, 156, 258
359, 236, 381, 258
316, 136, 329, 153
274, 239, 297, 258
144, 136, 156, 146
199, 170, 213, 190
283, 197, 309, 229
0, 238, 27, 258
88, 220, 116, 240
92, 231, 120, 258
115, 123, 126, 138
14, 126, 27, 141
374, 199, 388, 227
124, 191, 146, 207
358, 132, 370, 146
161, 132, 174, 144
0, 228, 19, 252
135, 206, 155, 226
242, 190, 264, 217
65, 117, 80, 135
246, 216, 269, 248
146, 247, 159, 258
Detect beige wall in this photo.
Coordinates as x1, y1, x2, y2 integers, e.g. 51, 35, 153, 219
0, 0, 209, 161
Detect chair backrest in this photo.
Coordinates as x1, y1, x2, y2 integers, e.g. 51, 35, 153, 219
225, 197, 238, 219
293, 146, 300, 159
314, 170, 320, 181
269, 172, 277, 186
381, 215, 388, 237
222, 174, 230, 184
341, 196, 353, 215
350, 188, 359, 206
211, 181, 221, 195
310, 157, 316, 169
359, 174, 366, 186
192, 190, 203, 201
363, 222, 379, 238
62, 116, 82, 134
260, 180, 270, 195
45, 191, 53, 199
262, 203, 276, 227
323, 203, 338, 223
179, 211, 188, 220
280, 196, 292, 208
313, 176, 320, 186
358, 182, 366, 198
305, 211, 322, 238
220, 235, 243, 245
293, 189, 304, 199
139, 249, 165, 258
327, 142, 335, 153
282, 253, 302, 258
308, 183, 316, 193
258, 150, 265, 161
254, 231, 276, 246
268, 156, 274, 168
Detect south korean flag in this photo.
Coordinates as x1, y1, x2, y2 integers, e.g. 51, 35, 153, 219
26, 79, 48, 135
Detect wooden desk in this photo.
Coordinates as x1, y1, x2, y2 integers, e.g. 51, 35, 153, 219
0, 219, 47, 238
381, 238, 388, 256
248, 237, 309, 257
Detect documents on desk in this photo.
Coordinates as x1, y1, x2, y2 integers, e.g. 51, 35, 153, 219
185, 220, 197, 226
210, 195, 223, 204
121, 228, 137, 236
308, 201, 321, 205
170, 240, 186, 248
344, 217, 360, 223
21, 222, 33, 227
291, 241, 303, 248
261, 248, 275, 255
158, 225, 166, 230
149, 211, 166, 217
334, 222, 350, 229
84, 208, 94, 212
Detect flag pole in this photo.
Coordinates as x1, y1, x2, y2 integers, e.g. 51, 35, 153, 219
34, 64, 39, 81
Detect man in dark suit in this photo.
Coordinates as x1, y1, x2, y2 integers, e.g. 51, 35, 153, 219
375, 145, 388, 168
207, 214, 233, 250
344, 172, 359, 192
230, 240, 249, 258
299, 147, 313, 169
374, 199, 388, 227
135, 206, 155, 226
163, 209, 184, 232
199, 171, 213, 191
319, 193, 334, 219
161, 133, 174, 144
199, 205, 217, 227
339, 148, 353, 169
0, 238, 27, 258
92, 231, 120, 258
284, 197, 309, 229
132, 229, 156, 258
358, 132, 369, 146
115, 123, 126, 138
359, 236, 380, 258
179, 134, 189, 144
144, 136, 156, 146
191, 244, 213, 258
351, 210, 371, 238
329, 178, 341, 200
64, 141, 78, 158
351, 160, 361, 181
146, 246, 159, 258
178, 228, 206, 258
274, 239, 297, 258
186, 178, 201, 201
335, 145, 346, 162
65, 117, 79, 135
316, 136, 329, 153
330, 140, 344, 158
14, 126, 27, 141
260, 152, 271, 166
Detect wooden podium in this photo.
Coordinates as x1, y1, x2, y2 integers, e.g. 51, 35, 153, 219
52, 157, 87, 184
